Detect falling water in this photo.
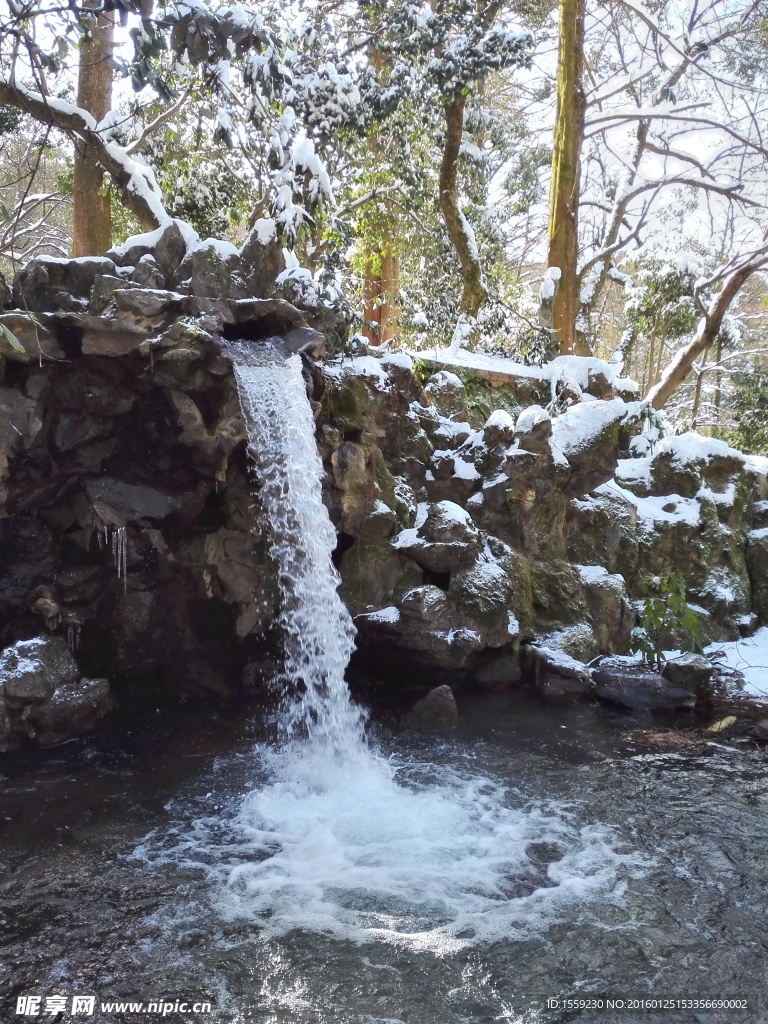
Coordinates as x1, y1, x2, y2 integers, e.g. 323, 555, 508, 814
210, 340, 640, 948
228, 341, 366, 758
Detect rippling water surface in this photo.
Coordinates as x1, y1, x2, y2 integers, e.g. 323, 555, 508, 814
2, 695, 767, 1024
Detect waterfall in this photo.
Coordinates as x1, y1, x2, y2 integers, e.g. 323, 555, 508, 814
211, 340, 636, 949
227, 341, 366, 758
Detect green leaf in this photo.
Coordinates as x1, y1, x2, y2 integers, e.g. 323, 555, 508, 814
0, 323, 25, 353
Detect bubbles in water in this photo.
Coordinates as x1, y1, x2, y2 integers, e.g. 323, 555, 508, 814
214, 745, 638, 950
216, 342, 642, 952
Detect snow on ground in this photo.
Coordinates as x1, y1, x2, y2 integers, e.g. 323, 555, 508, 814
704, 628, 768, 700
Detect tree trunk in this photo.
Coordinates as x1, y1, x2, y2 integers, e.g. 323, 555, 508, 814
647, 264, 760, 409
73, 9, 114, 256
547, 0, 586, 355
439, 94, 488, 317
362, 248, 400, 346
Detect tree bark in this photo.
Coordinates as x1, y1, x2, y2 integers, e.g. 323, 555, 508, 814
439, 94, 488, 317
547, 0, 587, 355
0, 80, 165, 230
73, 9, 114, 255
646, 262, 763, 409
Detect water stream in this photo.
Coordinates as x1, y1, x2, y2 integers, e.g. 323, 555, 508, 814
1, 346, 766, 1022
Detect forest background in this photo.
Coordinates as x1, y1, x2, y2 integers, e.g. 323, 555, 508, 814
1, 0, 767, 450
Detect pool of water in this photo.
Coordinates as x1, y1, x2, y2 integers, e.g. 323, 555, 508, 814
1, 691, 766, 1024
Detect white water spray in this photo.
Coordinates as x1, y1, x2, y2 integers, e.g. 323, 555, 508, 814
228, 342, 366, 758
213, 341, 640, 949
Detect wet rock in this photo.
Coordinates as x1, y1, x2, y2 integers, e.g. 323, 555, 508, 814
85, 478, 181, 524
0, 636, 79, 704
661, 653, 714, 696
55, 311, 149, 356
402, 684, 458, 732
751, 719, 768, 742
524, 644, 593, 700
592, 657, 696, 710
0, 699, 12, 751
0, 389, 45, 505
25, 677, 114, 746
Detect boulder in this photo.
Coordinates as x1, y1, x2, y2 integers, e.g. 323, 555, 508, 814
130, 254, 167, 290
575, 564, 634, 654
423, 371, 468, 420
551, 399, 627, 495
746, 528, 768, 622
25, 677, 114, 746
0, 636, 79, 704
661, 653, 714, 696
514, 405, 552, 455
85, 478, 181, 524
13, 255, 116, 312
592, 657, 696, 710
240, 220, 286, 297
0, 312, 64, 362
392, 501, 481, 573
524, 644, 593, 700
481, 409, 516, 448
176, 240, 248, 299
402, 684, 458, 732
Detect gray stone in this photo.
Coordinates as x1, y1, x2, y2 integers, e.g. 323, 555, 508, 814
481, 409, 517, 448
130, 255, 167, 289
751, 719, 768, 742
0, 636, 79, 704
393, 500, 481, 573
85, 478, 181, 524
240, 223, 286, 297
526, 644, 593, 700
177, 241, 248, 299
399, 586, 448, 622
661, 653, 714, 695
423, 371, 468, 420
513, 405, 552, 455
402, 684, 458, 732
0, 312, 63, 362
154, 222, 191, 283
450, 558, 511, 620
593, 657, 696, 709
114, 288, 180, 318
25, 677, 114, 746
0, 388, 44, 505
0, 269, 11, 309
14, 255, 116, 311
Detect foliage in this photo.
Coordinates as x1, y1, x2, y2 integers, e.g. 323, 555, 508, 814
629, 571, 701, 669
724, 362, 768, 456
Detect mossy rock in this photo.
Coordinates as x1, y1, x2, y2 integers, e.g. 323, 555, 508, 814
339, 539, 421, 615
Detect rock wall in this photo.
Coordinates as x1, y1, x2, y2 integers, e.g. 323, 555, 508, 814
1, 222, 767, 747
313, 352, 768, 688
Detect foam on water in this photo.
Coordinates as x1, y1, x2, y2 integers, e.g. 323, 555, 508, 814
207, 342, 642, 951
